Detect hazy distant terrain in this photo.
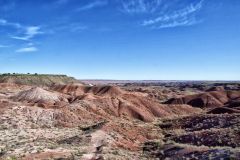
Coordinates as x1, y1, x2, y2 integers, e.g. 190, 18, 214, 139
82, 79, 240, 85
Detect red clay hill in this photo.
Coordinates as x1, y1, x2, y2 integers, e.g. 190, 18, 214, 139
51, 83, 201, 123
164, 88, 240, 109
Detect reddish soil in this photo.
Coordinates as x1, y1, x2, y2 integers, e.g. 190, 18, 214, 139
0, 81, 239, 159
52, 84, 201, 123
165, 90, 240, 108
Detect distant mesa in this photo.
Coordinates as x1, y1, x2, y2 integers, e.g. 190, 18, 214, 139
0, 73, 80, 87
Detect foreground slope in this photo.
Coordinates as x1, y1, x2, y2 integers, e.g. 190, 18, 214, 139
0, 82, 203, 159
0, 80, 239, 159
144, 114, 240, 159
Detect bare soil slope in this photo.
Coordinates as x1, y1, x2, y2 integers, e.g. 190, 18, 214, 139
165, 90, 240, 108
1, 81, 239, 159
12, 87, 68, 108
52, 84, 201, 123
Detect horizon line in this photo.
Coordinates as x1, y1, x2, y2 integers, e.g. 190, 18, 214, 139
80, 79, 240, 82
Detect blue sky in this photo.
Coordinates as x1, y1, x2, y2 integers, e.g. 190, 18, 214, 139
0, 0, 240, 80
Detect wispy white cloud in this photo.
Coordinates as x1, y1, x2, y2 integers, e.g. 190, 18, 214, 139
0, 44, 10, 48
0, 19, 43, 40
0, 19, 43, 53
143, 0, 204, 26
0, 18, 42, 53
15, 47, 38, 53
0, 18, 21, 28
142, 0, 205, 29
0, 19, 7, 25
11, 26, 43, 41
75, 0, 108, 11
27, 42, 34, 46
154, 17, 201, 29
120, 0, 162, 14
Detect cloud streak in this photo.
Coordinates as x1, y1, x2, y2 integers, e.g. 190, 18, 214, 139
11, 26, 43, 41
120, 0, 162, 14
15, 47, 38, 53
142, 0, 205, 29
75, 0, 108, 11
0, 18, 42, 54
0, 19, 43, 40
155, 17, 201, 29
0, 19, 21, 28
0, 45, 10, 48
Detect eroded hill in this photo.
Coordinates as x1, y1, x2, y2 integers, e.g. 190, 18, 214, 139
0, 80, 240, 159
